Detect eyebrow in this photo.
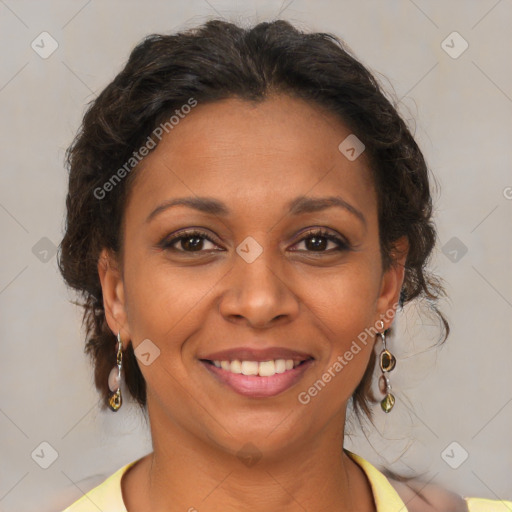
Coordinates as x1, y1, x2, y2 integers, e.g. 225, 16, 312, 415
145, 195, 366, 227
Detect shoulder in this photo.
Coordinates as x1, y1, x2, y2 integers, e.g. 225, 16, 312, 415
464, 497, 512, 512
61, 460, 135, 512
389, 477, 512, 512
389, 477, 468, 512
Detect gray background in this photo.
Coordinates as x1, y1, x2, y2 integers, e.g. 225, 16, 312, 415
0, 0, 511, 510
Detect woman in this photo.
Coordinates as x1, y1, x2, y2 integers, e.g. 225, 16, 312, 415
58, 19, 511, 511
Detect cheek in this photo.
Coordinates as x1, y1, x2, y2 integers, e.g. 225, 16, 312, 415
122, 253, 220, 353
125, 253, 207, 332
309, 259, 381, 333
299, 289, 376, 414
303, 262, 380, 398
121, 259, 209, 409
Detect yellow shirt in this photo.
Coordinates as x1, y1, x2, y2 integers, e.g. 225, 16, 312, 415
62, 449, 512, 511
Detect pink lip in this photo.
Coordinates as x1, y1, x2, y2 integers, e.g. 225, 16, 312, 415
199, 346, 313, 363
200, 359, 314, 398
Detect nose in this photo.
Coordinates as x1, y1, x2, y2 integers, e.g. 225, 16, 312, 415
218, 247, 300, 329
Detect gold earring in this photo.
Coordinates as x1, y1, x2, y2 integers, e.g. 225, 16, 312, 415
108, 331, 123, 411
377, 320, 396, 413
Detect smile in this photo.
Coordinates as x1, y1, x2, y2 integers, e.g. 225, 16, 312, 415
213, 358, 300, 376
200, 358, 314, 398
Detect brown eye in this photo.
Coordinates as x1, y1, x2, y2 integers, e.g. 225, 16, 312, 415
292, 229, 349, 253
161, 230, 220, 253
159, 228, 349, 255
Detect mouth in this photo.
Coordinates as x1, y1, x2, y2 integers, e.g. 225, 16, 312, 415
199, 356, 315, 398
202, 357, 310, 376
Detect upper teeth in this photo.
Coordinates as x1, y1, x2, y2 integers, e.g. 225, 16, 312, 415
212, 359, 300, 376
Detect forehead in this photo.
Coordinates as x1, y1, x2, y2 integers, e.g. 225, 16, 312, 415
125, 94, 376, 225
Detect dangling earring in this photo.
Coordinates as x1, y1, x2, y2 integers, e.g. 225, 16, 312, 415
377, 320, 397, 413
108, 331, 123, 411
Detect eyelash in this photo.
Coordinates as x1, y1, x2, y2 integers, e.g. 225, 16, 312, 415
160, 228, 350, 254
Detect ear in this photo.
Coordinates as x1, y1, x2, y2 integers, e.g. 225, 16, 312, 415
97, 248, 131, 347
375, 236, 409, 330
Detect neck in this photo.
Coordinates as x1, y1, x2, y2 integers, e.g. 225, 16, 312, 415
122, 401, 376, 512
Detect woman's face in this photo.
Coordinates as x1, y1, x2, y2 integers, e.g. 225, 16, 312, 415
99, 94, 406, 459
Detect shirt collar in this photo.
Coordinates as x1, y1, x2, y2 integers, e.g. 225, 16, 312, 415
345, 448, 408, 511
108, 450, 408, 511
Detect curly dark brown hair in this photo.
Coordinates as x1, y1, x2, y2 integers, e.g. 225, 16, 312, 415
57, 19, 449, 428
